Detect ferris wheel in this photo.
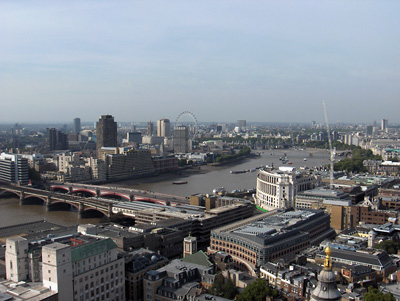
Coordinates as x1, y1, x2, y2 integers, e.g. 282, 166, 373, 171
175, 111, 198, 138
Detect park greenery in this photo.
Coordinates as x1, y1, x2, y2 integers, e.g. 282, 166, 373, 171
304, 140, 358, 151
334, 147, 381, 173
237, 278, 279, 301
363, 287, 396, 301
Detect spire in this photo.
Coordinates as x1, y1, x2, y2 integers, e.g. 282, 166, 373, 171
324, 246, 332, 270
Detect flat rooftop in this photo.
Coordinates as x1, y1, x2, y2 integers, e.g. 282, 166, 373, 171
233, 210, 317, 237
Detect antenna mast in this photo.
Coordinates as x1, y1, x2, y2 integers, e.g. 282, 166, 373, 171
323, 100, 335, 190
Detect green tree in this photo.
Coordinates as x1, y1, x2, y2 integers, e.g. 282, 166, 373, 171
222, 277, 237, 299
373, 240, 399, 254
364, 286, 395, 301
28, 167, 41, 182
210, 276, 224, 296
237, 278, 279, 301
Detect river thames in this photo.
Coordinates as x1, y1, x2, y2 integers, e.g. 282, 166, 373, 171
0, 149, 330, 227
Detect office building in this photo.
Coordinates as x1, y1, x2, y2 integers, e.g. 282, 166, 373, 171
147, 121, 154, 136
0, 152, 29, 185
381, 119, 388, 131
126, 132, 142, 144
255, 166, 317, 210
49, 128, 68, 151
157, 119, 170, 138
173, 125, 189, 153
366, 125, 373, 136
105, 148, 156, 180
96, 115, 117, 158
208, 210, 334, 274
73, 118, 81, 134
6, 234, 125, 301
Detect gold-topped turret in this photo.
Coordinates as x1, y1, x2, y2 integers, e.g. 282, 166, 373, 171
324, 246, 332, 270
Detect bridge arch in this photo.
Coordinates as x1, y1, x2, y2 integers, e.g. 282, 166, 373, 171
0, 188, 21, 199
81, 208, 108, 218
51, 186, 69, 193
71, 189, 96, 197
99, 192, 130, 201
23, 194, 48, 203
49, 200, 80, 211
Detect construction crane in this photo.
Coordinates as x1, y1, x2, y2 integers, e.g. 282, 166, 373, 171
323, 100, 335, 190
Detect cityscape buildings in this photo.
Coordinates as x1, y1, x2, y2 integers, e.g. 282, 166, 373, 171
5, 233, 125, 301
49, 128, 68, 151
96, 115, 117, 158
157, 119, 170, 138
73, 117, 81, 134
208, 210, 334, 274
0, 152, 29, 185
255, 166, 317, 210
173, 125, 189, 154
381, 118, 388, 131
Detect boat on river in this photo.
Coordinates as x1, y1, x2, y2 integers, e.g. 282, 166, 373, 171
213, 187, 226, 195
173, 181, 188, 185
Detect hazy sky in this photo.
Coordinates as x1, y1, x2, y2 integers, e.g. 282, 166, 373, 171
1, 1, 399, 124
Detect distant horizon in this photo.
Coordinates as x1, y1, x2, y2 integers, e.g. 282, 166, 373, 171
1, 1, 399, 123
1, 119, 397, 127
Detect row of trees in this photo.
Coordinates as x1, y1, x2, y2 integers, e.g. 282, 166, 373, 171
214, 146, 251, 163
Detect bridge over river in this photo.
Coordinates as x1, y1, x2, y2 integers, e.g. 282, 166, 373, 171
0, 182, 189, 219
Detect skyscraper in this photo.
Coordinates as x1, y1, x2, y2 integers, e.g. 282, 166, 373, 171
147, 121, 154, 136
96, 115, 117, 158
173, 126, 189, 153
381, 119, 388, 131
73, 118, 81, 134
157, 119, 171, 137
49, 128, 68, 151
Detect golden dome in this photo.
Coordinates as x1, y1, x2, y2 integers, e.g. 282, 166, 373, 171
325, 246, 331, 256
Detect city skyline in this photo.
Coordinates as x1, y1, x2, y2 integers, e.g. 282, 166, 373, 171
1, 1, 399, 124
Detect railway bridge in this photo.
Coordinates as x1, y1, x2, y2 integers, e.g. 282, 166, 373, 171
0, 182, 189, 219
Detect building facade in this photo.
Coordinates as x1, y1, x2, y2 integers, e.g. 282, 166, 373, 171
255, 167, 317, 210
209, 210, 334, 274
157, 119, 170, 138
49, 128, 68, 151
0, 153, 29, 185
173, 126, 189, 154
73, 118, 81, 134
96, 115, 118, 158
6, 235, 125, 301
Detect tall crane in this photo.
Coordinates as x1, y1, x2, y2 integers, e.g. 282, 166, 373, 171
323, 100, 335, 190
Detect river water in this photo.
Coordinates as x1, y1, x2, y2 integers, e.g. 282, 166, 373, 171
0, 149, 330, 228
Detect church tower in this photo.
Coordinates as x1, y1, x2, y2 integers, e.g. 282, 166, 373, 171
311, 247, 341, 301
183, 234, 197, 258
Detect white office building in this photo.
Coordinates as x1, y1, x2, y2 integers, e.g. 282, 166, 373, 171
255, 166, 317, 210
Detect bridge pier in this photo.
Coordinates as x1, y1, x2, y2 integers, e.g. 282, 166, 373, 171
78, 203, 84, 219
46, 196, 52, 211
19, 191, 25, 205
108, 204, 113, 218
